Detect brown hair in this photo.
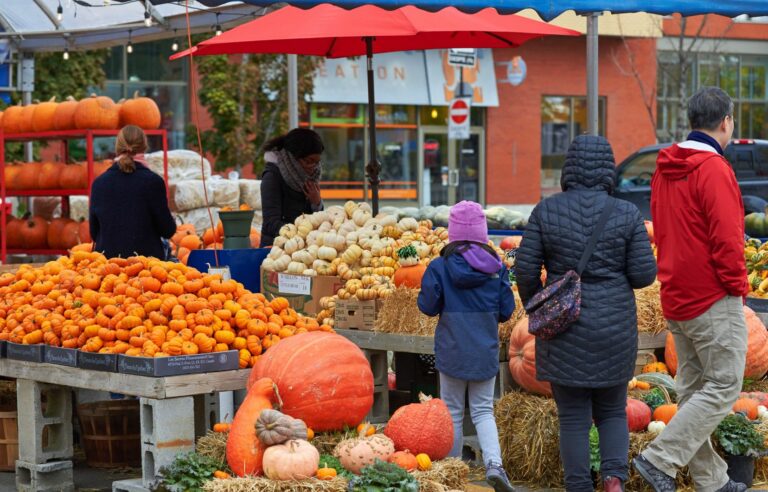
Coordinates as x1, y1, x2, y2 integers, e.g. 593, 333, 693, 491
115, 125, 148, 174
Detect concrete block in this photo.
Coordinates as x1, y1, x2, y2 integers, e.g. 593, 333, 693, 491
367, 384, 389, 424
15, 459, 74, 492
113, 478, 151, 492
495, 362, 513, 399
140, 397, 195, 487
462, 435, 484, 466
363, 349, 389, 386
17, 380, 73, 464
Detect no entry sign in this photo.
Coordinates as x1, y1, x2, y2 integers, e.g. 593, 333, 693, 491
448, 97, 471, 140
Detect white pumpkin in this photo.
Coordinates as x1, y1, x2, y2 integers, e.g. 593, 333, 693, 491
303, 269, 317, 277
358, 201, 372, 214
261, 258, 277, 271
306, 230, 322, 246
344, 200, 358, 219
292, 249, 315, 266
341, 244, 363, 264
353, 209, 372, 227
758, 405, 768, 420
398, 217, 419, 232
296, 217, 313, 238
318, 221, 333, 233
647, 421, 666, 435
287, 261, 306, 274
273, 236, 287, 249
274, 255, 292, 271
267, 246, 284, 260
318, 245, 338, 261
284, 236, 305, 255
262, 439, 320, 480
326, 205, 346, 223
375, 213, 397, 227
279, 223, 298, 238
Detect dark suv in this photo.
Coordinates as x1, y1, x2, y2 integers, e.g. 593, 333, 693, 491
614, 139, 768, 219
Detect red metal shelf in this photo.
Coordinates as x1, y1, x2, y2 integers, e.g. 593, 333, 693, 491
5, 189, 89, 197
0, 129, 169, 142
6, 249, 69, 255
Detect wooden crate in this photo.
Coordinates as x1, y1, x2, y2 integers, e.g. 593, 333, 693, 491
0, 408, 18, 471
76, 400, 141, 468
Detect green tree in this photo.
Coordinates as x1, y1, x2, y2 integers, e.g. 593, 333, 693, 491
189, 53, 318, 175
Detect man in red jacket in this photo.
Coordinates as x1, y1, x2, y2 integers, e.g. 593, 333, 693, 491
634, 87, 748, 492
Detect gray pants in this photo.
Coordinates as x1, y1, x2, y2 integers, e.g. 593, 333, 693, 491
643, 296, 747, 492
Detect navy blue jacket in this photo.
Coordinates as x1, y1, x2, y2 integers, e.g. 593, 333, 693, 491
89, 162, 176, 259
418, 254, 515, 381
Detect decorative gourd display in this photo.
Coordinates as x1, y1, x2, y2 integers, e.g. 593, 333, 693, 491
393, 245, 427, 288
262, 439, 320, 480
74, 94, 120, 130
626, 398, 651, 432
383, 392, 453, 460
248, 331, 374, 431
389, 450, 418, 471
119, 91, 162, 129
226, 378, 280, 476
333, 429, 395, 474
508, 317, 552, 397
665, 306, 768, 380
255, 409, 308, 445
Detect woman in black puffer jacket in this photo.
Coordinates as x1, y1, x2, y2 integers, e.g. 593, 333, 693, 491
515, 135, 657, 492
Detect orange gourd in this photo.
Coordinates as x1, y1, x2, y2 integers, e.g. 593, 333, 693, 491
388, 450, 418, 471
733, 397, 759, 420
508, 317, 552, 396
226, 377, 280, 476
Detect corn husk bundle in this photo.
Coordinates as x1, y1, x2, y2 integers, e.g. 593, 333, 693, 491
635, 281, 666, 334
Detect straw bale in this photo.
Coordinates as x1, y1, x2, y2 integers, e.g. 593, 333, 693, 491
635, 281, 666, 334
197, 430, 228, 465
744, 378, 768, 393
412, 458, 468, 491
202, 477, 348, 492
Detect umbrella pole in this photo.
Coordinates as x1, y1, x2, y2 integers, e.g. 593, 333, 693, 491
364, 36, 381, 215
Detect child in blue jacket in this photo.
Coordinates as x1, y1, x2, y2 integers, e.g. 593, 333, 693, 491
418, 200, 516, 492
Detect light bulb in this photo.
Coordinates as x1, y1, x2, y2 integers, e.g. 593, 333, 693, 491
431, 109, 438, 119
56, 4, 63, 21
127, 42, 133, 54
144, 11, 152, 27
215, 25, 223, 36
63, 49, 69, 61
171, 41, 179, 52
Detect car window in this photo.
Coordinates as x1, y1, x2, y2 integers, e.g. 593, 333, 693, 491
617, 151, 658, 187
757, 146, 768, 177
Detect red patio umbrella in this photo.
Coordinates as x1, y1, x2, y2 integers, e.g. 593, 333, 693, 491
173, 3, 579, 213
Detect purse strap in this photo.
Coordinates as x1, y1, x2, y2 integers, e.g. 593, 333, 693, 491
576, 197, 615, 276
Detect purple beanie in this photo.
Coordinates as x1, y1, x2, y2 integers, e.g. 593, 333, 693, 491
448, 201, 488, 243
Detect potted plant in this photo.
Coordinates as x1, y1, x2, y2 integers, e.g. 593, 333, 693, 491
714, 413, 766, 487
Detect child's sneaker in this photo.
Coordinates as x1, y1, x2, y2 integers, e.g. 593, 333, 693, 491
486, 462, 515, 492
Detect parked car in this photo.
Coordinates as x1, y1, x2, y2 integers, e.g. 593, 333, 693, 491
614, 139, 768, 219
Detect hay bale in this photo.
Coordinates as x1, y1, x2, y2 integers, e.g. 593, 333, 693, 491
413, 458, 468, 491
197, 431, 228, 465
312, 427, 367, 455
743, 379, 768, 393
202, 477, 348, 492
635, 281, 666, 334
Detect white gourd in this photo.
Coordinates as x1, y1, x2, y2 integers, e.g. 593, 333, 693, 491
339, 220, 357, 236
360, 250, 372, 267
287, 261, 306, 274
375, 213, 397, 227
345, 231, 360, 247
268, 246, 285, 260
353, 209, 372, 227
398, 217, 419, 232
283, 238, 299, 255
318, 221, 333, 233
296, 218, 313, 238
292, 250, 314, 266
344, 200, 358, 219
306, 230, 321, 246
274, 255, 292, 271
318, 245, 338, 261
326, 206, 346, 223
332, 217, 345, 231
358, 202, 372, 214
303, 269, 317, 277
261, 258, 277, 271
307, 244, 319, 259
280, 224, 298, 238
313, 259, 331, 271
341, 245, 363, 264
273, 236, 287, 249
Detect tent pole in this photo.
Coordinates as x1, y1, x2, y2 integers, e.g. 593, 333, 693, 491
364, 36, 380, 215
586, 12, 600, 136
287, 54, 299, 129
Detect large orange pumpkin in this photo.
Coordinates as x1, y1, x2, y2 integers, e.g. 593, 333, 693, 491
247, 332, 374, 431
18, 104, 37, 133
665, 306, 768, 379
59, 164, 87, 189
13, 163, 40, 190
60, 221, 82, 250
226, 377, 280, 476
78, 220, 91, 244
383, 393, 453, 460
119, 91, 161, 129
21, 216, 48, 249
393, 264, 427, 289
32, 97, 59, 133
2, 104, 24, 134
74, 95, 120, 130
47, 218, 73, 250
6, 217, 22, 249
53, 96, 79, 131
37, 162, 63, 189
4, 165, 19, 190
508, 317, 552, 396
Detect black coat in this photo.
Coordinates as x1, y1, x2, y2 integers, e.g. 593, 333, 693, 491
89, 162, 177, 259
260, 162, 319, 247
515, 135, 657, 388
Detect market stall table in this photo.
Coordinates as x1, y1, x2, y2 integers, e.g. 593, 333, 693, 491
0, 358, 249, 491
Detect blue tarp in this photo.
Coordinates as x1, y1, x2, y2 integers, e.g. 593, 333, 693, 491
137, 0, 768, 20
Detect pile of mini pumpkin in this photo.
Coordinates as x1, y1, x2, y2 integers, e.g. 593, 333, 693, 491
0, 251, 329, 365
0, 92, 161, 134
4, 215, 91, 251
4, 160, 112, 191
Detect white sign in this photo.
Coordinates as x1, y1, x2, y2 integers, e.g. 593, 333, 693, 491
448, 97, 471, 140
278, 273, 312, 295
448, 48, 477, 67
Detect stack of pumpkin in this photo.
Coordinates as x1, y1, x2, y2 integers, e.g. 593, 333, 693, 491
200, 331, 461, 489
4, 215, 91, 251
0, 251, 329, 365
4, 160, 112, 191
1, 92, 161, 134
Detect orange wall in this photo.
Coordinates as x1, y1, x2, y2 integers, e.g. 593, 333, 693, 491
663, 14, 768, 41
486, 36, 658, 204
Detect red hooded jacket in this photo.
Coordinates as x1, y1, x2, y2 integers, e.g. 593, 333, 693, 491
651, 141, 748, 321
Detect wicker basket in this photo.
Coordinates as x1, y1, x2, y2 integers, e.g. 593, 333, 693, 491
0, 407, 18, 471
76, 400, 141, 468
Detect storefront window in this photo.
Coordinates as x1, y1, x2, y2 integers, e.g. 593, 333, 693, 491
540, 96, 606, 196
419, 106, 484, 126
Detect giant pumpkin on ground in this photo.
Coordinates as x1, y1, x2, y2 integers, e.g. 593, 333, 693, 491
383, 392, 453, 460
508, 317, 552, 396
226, 377, 280, 476
665, 306, 768, 380
247, 331, 373, 431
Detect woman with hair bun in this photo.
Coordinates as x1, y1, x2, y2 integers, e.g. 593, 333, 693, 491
89, 125, 176, 258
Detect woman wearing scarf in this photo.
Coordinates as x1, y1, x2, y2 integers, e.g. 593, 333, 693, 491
259, 128, 325, 247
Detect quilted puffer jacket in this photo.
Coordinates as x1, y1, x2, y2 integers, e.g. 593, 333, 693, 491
515, 135, 657, 388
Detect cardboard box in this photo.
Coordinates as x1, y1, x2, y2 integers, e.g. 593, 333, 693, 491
44, 347, 78, 367
117, 350, 239, 377
260, 268, 343, 316
335, 299, 384, 330
7, 342, 45, 363
78, 352, 119, 372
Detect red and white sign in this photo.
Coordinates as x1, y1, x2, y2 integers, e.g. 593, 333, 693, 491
449, 97, 471, 140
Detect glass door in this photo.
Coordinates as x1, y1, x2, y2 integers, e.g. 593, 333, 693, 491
419, 127, 484, 207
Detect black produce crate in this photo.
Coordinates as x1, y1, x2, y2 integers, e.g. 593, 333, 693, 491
44, 346, 78, 367
117, 350, 239, 377
0, 340, 6, 358
78, 351, 119, 372
746, 296, 768, 313
7, 342, 45, 363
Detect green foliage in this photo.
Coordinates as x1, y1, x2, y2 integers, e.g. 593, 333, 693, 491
318, 453, 354, 479
151, 452, 223, 492
589, 424, 601, 473
397, 245, 418, 259
189, 50, 318, 174
642, 387, 667, 412
348, 458, 420, 492
33, 50, 108, 101
714, 414, 766, 457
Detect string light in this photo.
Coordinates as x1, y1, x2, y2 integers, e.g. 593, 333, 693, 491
63, 48, 69, 61
144, 10, 152, 27
127, 29, 133, 54
171, 30, 179, 52
56, 1, 63, 21
215, 14, 222, 36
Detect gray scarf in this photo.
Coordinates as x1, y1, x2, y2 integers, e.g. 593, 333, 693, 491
272, 148, 322, 194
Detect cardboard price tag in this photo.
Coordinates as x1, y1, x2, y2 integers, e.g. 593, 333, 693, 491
278, 274, 312, 295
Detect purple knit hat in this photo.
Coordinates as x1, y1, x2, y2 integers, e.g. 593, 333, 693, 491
448, 201, 488, 243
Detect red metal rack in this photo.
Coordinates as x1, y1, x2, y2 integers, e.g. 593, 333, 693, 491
0, 129, 169, 262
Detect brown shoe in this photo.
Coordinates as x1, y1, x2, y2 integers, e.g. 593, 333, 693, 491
604, 476, 624, 492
